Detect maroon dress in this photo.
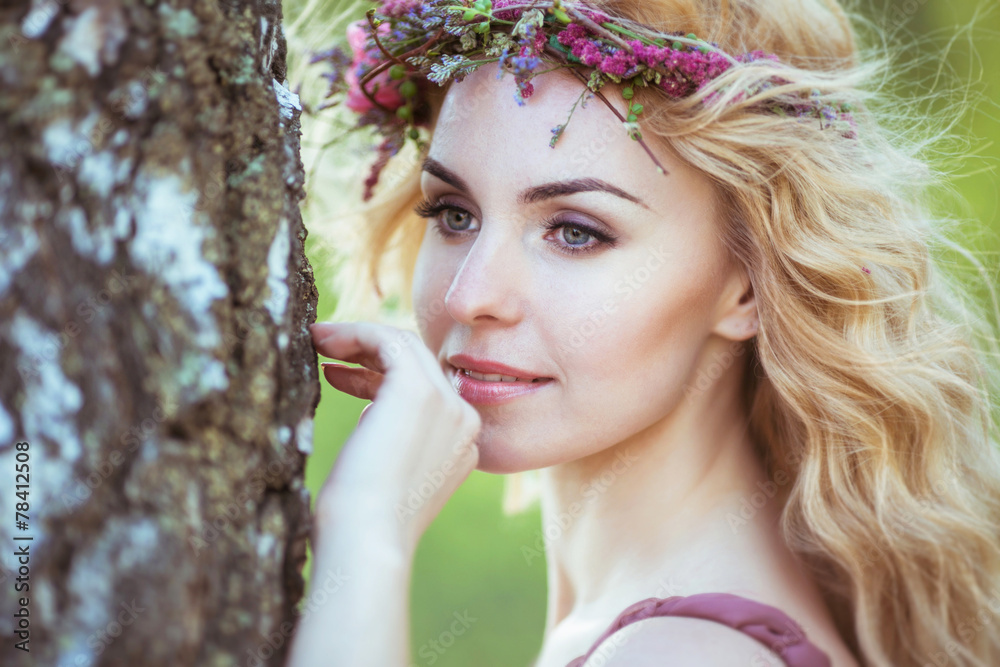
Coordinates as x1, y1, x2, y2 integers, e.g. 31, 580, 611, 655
564, 592, 832, 666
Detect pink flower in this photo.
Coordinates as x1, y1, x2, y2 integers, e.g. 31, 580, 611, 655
380, 0, 421, 18
344, 20, 405, 113
492, 0, 523, 21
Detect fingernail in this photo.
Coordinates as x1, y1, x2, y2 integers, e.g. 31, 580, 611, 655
310, 322, 335, 337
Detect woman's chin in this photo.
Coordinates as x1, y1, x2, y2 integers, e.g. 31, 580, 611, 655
474, 447, 528, 474
472, 435, 544, 475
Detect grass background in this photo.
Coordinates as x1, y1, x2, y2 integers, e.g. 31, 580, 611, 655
284, 1, 1000, 665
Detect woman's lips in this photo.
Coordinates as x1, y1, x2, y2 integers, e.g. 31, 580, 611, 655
450, 366, 553, 406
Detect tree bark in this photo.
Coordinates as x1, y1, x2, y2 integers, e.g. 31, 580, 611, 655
0, 0, 318, 665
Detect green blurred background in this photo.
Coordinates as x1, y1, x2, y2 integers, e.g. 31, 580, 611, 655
284, 1, 1000, 665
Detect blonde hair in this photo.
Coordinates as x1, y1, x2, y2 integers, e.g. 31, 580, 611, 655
287, 1, 1000, 664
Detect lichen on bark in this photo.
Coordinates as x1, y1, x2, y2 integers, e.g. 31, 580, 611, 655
0, 0, 318, 664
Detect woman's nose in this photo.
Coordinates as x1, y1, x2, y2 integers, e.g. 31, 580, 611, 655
443, 225, 525, 326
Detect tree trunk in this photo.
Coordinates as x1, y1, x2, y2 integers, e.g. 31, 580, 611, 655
0, 0, 318, 665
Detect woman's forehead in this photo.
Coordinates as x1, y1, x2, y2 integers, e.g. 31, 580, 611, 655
428, 67, 709, 211
435, 66, 623, 149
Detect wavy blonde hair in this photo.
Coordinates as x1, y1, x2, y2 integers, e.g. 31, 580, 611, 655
287, 0, 1000, 664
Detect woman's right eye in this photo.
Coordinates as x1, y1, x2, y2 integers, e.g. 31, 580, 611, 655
413, 198, 478, 237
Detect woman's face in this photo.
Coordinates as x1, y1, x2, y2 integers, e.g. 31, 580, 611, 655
411, 66, 750, 474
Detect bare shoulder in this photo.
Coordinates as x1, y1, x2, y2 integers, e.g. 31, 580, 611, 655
592, 615, 786, 667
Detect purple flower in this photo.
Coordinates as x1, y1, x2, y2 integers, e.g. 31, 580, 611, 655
517, 23, 547, 57
379, 0, 422, 18
556, 23, 592, 48
514, 80, 534, 105
599, 50, 633, 78
511, 54, 541, 76
492, 0, 530, 21
496, 47, 509, 80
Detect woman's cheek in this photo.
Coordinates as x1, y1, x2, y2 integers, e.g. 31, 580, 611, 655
411, 244, 450, 340
574, 278, 699, 398
414, 288, 448, 353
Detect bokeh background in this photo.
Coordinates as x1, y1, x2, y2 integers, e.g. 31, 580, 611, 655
282, 1, 1000, 665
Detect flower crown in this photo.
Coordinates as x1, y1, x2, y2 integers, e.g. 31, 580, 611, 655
312, 0, 858, 201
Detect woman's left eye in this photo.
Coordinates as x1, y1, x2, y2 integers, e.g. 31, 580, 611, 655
413, 198, 617, 256
543, 220, 612, 255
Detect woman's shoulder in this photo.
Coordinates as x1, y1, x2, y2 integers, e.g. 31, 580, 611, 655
565, 592, 833, 667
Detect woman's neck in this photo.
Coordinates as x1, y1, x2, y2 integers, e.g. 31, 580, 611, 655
536, 364, 786, 632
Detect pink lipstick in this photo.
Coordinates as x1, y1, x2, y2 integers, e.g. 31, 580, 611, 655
446, 353, 554, 406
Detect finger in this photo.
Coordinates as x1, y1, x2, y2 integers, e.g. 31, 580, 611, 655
344, 322, 456, 399
321, 362, 384, 401
312, 322, 451, 396
310, 322, 392, 374
311, 324, 388, 373
326, 349, 387, 375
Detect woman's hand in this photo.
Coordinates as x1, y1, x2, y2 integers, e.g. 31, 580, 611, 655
308, 321, 481, 557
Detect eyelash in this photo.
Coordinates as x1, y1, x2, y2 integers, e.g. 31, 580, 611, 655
412, 197, 617, 256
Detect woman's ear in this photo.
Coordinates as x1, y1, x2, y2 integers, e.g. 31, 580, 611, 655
711, 272, 758, 342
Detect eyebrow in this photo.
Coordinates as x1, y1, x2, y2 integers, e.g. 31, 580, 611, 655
420, 156, 651, 211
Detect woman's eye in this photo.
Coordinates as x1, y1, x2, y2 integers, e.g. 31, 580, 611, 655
413, 199, 478, 238
413, 197, 617, 256
544, 220, 616, 255
441, 207, 474, 232
559, 225, 593, 247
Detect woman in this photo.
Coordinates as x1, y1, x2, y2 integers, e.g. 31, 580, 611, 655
285, 1, 1000, 665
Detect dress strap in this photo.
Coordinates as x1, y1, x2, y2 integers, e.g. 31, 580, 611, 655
565, 592, 832, 667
